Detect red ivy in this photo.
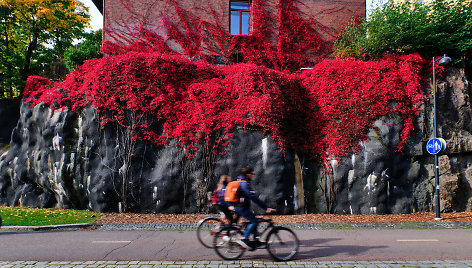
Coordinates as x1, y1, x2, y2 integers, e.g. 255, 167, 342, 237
301, 54, 429, 163
24, 52, 429, 165
22, 0, 433, 166
103, 0, 327, 72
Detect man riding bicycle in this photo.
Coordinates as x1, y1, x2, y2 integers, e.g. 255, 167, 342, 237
227, 166, 274, 250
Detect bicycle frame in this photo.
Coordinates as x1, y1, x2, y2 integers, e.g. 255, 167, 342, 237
213, 216, 299, 261
251, 217, 275, 244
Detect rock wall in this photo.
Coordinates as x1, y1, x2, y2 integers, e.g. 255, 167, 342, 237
306, 67, 472, 214
0, 103, 297, 213
0, 67, 471, 214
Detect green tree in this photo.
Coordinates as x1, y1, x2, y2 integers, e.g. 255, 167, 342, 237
65, 30, 102, 71
0, 5, 23, 98
0, 0, 90, 98
334, 0, 472, 62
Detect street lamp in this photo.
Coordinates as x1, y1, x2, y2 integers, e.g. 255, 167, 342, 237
432, 54, 451, 220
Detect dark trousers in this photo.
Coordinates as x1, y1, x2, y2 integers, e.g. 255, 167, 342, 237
217, 204, 239, 225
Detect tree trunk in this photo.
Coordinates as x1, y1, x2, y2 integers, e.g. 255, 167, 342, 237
20, 26, 39, 96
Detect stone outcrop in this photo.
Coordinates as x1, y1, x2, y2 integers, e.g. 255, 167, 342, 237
0, 103, 297, 213
0, 67, 471, 214
315, 67, 472, 214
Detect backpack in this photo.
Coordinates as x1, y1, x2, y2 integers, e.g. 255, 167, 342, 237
211, 189, 219, 205
224, 180, 242, 203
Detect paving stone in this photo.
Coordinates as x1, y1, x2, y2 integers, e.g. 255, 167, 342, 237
375, 264, 393, 268
0, 261, 472, 267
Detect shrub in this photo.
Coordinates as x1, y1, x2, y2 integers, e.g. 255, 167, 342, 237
65, 30, 103, 71
334, 0, 472, 61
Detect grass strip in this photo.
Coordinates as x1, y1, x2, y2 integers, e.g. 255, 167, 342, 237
0, 206, 101, 226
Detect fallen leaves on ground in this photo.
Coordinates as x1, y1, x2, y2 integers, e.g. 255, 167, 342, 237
94, 212, 472, 225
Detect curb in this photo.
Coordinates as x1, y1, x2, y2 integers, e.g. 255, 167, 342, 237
96, 221, 472, 231
3, 221, 472, 231
1, 223, 100, 231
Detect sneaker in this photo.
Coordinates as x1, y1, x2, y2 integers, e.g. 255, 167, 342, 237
247, 241, 257, 251
236, 239, 252, 249
222, 235, 230, 242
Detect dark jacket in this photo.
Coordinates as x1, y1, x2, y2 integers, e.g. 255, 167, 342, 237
216, 184, 227, 206
232, 175, 268, 210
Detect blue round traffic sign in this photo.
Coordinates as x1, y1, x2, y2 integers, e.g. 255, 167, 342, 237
426, 138, 446, 155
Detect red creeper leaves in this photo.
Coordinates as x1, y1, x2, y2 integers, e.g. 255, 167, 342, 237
23, 1, 430, 166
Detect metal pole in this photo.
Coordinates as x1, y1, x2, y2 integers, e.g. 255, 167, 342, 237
433, 57, 442, 220
433, 57, 437, 138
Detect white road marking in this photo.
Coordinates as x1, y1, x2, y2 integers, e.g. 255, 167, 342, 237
396, 239, 439, 242
92, 241, 132, 243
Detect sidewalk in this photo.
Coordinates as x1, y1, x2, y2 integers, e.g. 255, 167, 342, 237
2, 222, 472, 267
1, 260, 472, 267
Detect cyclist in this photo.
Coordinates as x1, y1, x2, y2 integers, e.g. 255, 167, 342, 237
228, 166, 274, 249
215, 174, 239, 225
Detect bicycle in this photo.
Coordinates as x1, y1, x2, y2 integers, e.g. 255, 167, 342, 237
213, 217, 299, 261
196, 215, 225, 248
196, 213, 246, 248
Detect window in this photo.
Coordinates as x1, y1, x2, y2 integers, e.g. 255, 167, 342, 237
230, 1, 250, 35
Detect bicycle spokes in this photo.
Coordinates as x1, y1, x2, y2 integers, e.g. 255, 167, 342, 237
266, 227, 299, 261
213, 226, 246, 260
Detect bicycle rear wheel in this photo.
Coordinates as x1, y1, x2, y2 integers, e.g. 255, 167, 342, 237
266, 226, 299, 261
196, 217, 222, 248
213, 226, 246, 260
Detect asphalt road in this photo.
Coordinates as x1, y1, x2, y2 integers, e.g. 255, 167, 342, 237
0, 229, 471, 262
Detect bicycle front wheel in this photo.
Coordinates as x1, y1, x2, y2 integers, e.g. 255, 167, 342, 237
266, 226, 299, 261
196, 217, 222, 248
213, 226, 246, 260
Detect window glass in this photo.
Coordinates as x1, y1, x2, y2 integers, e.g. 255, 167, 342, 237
231, 2, 250, 10
241, 11, 249, 35
230, 1, 250, 35
230, 11, 240, 35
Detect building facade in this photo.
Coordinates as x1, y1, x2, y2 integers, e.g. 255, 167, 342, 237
99, 0, 365, 56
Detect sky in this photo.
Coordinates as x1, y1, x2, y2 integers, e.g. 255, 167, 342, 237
78, 0, 103, 31
366, 0, 388, 20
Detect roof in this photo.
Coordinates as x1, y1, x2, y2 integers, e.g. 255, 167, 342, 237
91, 0, 103, 14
